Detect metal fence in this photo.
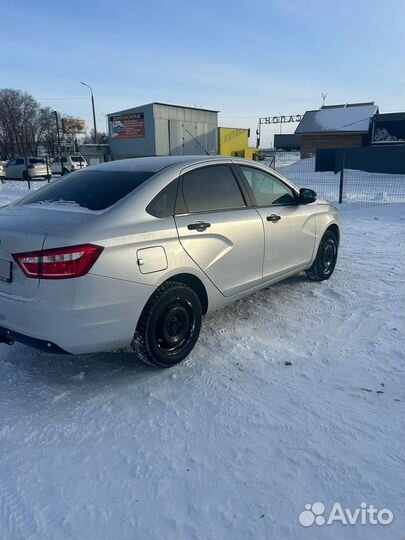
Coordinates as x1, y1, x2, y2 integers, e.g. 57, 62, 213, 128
0, 155, 86, 189
266, 152, 405, 206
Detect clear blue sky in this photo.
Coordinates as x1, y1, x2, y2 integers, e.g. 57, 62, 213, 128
3, 0, 404, 146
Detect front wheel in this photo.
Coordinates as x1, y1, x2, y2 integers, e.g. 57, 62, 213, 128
132, 282, 202, 368
306, 230, 338, 281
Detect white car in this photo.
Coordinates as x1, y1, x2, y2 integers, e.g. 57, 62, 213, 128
0, 156, 339, 367
0, 161, 6, 179
5, 157, 51, 181
51, 155, 87, 175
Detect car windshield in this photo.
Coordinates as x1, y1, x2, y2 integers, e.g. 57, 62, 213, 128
19, 169, 155, 211
70, 156, 85, 162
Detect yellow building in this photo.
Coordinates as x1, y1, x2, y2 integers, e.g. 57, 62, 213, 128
218, 127, 258, 160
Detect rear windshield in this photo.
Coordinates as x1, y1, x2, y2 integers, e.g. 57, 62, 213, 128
19, 169, 154, 211
70, 156, 86, 162
29, 158, 45, 164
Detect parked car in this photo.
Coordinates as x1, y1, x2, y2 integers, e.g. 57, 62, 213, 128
0, 161, 6, 179
51, 155, 87, 175
5, 157, 51, 180
0, 156, 339, 367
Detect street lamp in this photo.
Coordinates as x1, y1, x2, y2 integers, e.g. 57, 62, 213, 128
80, 81, 98, 144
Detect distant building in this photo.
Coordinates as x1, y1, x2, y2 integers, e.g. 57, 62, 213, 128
107, 102, 218, 159
273, 134, 301, 151
218, 127, 257, 160
371, 112, 405, 145
295, 102, 378, 157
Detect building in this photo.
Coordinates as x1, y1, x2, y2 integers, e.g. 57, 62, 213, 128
218, 127, 257, 159
371, 112, 405, 145
273, 134, 301, 151
295, 102, 378, 157
107, 102, 218, 159
79, 144, 111, 165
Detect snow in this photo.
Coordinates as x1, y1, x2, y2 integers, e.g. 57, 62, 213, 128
0, 180, 48, 207
0, 179, 404, 539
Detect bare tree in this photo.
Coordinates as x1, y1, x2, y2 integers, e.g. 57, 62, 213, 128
0, 88, 60, 159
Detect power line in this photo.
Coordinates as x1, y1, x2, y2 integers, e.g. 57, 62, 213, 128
37, 96, 88, 100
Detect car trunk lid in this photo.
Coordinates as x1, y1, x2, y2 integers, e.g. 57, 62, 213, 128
0, 205, 97, 298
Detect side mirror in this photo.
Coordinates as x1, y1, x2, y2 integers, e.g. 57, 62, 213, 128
299, 187, 317, 204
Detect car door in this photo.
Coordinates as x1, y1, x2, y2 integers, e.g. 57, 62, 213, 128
14, 158, 25, 179
174, 163, 264, 297
5, 159, 17, 179
237, 165, 316, 280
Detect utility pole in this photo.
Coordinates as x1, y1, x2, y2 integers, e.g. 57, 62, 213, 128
256, 120, 261, 148
321, 92, 328, 107
81, 81, 98, 144
53, 110, 61, 155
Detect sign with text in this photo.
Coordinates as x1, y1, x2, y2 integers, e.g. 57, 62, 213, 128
62, 118, 86, 133
110, 112, 145, 139
260, 114, 303, 125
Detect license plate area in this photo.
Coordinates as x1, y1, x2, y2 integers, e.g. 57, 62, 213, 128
0, 259, 12, 282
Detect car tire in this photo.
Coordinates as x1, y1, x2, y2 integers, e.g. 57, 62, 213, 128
62, 168, 69, 176
132, 281, 202, 368
306, 230, 338, 281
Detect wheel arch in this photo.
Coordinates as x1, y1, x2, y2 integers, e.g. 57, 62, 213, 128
161, 273, 209, 315
325, 223, 340, 245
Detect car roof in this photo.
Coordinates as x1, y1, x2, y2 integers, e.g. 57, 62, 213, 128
88, 155, 233, 173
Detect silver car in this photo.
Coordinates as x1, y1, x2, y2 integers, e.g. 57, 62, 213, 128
5, 157, 51, 181
0, 156, 339, 367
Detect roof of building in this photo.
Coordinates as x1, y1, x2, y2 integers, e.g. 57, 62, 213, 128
108, 102, 219, 116
374, 112, 405, 123
295, 102, 378, 134
219, 127, 249, 131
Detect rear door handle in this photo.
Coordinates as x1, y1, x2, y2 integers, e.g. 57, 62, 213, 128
267, 214, 281, 223
187, 221, 211, 231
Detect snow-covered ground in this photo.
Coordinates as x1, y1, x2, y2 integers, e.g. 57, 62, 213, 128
0, 182, 404, 539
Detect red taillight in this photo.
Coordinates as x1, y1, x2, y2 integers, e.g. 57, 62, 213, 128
27, 164, 35, 169
13, 244, 103, 279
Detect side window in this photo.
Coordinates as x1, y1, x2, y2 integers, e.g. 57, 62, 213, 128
15, 158, 25, 165
146, 179, 178, 218
181, 165, 246, 213
240, 166, 296, 206
7, 160, 15, 167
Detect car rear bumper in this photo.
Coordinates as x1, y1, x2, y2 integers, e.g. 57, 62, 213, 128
0, 274, 154, 354
0, 326, 68, 354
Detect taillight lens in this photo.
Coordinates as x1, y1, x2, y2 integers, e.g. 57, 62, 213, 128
13, 244, 103, 279
27, 164, 35, 169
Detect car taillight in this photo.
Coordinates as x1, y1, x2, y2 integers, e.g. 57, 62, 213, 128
27, 164, 35, 169
13, 244, 103, 279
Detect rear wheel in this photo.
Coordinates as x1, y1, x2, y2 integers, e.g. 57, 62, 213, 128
306, 230, 338, 281
132, 282, 202, 368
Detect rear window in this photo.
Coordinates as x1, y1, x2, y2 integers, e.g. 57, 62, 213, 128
29, 158, 45, 164
70, 156, 86, 162
19, 169, 154, 211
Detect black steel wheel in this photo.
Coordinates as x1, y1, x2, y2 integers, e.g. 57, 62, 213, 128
132, 282, 202, 367
306, 230, 338, 281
